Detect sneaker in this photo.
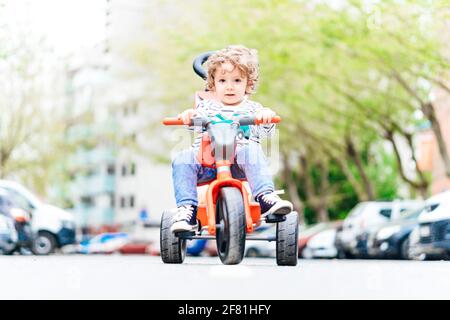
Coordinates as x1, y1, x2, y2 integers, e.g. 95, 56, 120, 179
256, 192, 293, 216
171, 205, 198, 233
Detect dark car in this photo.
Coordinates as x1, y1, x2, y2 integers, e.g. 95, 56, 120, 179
0, 214, 18, 254
413, 191, 450, 260
0, 189, 34, 254
366, 206, 425, 259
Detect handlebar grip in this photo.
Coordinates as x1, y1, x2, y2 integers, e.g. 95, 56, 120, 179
258, 115, 281, 124
163, 118, 185, 125
239, 115, 282, 126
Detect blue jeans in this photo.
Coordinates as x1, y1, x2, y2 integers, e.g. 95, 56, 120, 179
172, 142, 275, 207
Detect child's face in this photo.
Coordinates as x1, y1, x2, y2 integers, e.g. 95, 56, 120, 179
213, 62, 250, 106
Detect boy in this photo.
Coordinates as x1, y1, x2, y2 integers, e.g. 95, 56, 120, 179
171, 45, 292, 233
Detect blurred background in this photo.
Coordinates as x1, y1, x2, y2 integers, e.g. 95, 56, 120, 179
0, 0, 449, 260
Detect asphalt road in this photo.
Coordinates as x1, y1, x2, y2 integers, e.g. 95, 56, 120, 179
1, 255, 449, 299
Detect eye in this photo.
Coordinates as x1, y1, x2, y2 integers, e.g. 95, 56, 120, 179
235, 79, 242, 83
218, 79, 225, 83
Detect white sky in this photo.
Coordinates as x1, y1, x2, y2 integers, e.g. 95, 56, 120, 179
2, 0, 107, 55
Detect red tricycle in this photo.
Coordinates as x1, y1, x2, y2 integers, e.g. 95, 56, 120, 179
159, 52, 299, 266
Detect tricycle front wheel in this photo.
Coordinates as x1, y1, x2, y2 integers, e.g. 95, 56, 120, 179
216, 187, 246, 265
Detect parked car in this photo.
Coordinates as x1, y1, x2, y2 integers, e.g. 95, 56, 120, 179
337, 200, 422, 258
0, 214, 18, 254
244, 225, 276, 258
204, 224, 277, 258
77, 232, 130, 254
0, 189, 34, 254
298, 222, 335, 258
413, 191, 450, 260
302, 223, 341, 259
365, 205, 425, 259
0, 180, 77, 255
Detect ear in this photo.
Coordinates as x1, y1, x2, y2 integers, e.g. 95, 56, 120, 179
246, 81, 253, 94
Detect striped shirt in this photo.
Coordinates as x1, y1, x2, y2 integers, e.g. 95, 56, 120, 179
190, 97, 276, 151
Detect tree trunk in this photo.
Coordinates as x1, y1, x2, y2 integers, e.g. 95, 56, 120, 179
282, 155, 305, 225
345, 136, 375, 200
404, 132, 430, 198
329, 151, 369, 201
0, 150, 7, 179
317, 161, 330, 222
384, 128, 429, 198
299, 154, 315, 202
300, 154, 330, 223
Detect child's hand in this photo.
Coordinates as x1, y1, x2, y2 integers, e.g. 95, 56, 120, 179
256, 108, 276, 124
178, 109, 197, 125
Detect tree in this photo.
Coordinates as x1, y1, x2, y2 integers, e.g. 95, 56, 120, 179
0, 26, 68, 194
127, 0, 449, 221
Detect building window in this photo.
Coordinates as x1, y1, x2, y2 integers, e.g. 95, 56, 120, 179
81, 196, 94, 206
120, 197, 126, 208
121, 165, 127, 176
129, 195, 135, 208
107, 164, 115, 175
130, 162, 136, 175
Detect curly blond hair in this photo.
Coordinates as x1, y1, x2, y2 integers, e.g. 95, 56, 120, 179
205, 45, 259, 94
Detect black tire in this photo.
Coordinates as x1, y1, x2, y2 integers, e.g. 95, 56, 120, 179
2, 247, 17, 255
246, 248, 260, 258
160, 210, 186, 264
400, 237, 410, 260
216, 187, 246, 265
276, 211, 299, 266
32, 231, 57, 255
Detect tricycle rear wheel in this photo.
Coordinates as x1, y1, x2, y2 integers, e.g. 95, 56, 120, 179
216, 187, 246, 265
276, 211, 299, 266
160, 210, 187, 264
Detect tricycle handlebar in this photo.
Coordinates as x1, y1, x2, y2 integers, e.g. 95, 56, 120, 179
162, 115, 281, 126
162, 116, 210, 127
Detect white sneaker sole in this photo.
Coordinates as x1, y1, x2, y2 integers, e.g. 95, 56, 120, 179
261, 200, 293, 217
171, 220, 198, 233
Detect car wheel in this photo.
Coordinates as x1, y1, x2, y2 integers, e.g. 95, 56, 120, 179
400, 238, 410, 260
246, 248, 259, 258
32, 232, 57, 255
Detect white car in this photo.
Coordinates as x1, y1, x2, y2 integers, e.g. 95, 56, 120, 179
244, 225, 276, 258
0, 180, 77, 255
302, 228, 338, 259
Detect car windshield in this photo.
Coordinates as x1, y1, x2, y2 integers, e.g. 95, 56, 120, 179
301, 223, 329, 237
399, 206, 425, 220
347, 203, 367, 218
0, 187, 35, 212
